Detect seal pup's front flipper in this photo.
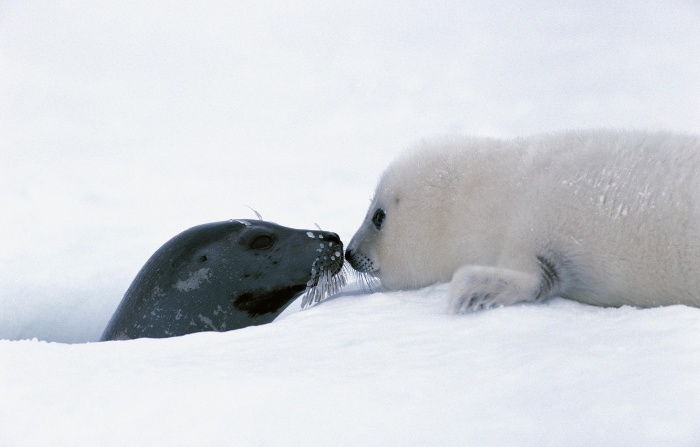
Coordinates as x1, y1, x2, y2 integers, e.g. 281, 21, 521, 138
448, 265, 540, 312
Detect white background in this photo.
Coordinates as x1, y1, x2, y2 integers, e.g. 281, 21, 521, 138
2, 2, 700, 445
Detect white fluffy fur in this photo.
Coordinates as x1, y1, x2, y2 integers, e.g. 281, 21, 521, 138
346, 130, 700, 311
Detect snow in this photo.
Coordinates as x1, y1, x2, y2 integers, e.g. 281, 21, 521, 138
3, 288, 700, 446
2, 1, 700, 446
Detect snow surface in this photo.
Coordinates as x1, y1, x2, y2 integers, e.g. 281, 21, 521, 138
3, 287, 700, 446
2, 1, 700, 446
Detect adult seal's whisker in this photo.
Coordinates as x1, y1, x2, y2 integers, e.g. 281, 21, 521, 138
301, 261, 348, 309
244, 205, 264, 221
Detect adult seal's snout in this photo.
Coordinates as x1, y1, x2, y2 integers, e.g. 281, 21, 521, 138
101, 220, 345, 341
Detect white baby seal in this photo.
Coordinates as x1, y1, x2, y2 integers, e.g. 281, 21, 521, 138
345, 130, 700, 311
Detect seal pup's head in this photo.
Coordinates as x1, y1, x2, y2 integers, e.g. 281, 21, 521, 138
345, 138, 515, 291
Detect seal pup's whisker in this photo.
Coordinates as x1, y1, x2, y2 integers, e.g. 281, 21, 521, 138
350, 269, 380, 293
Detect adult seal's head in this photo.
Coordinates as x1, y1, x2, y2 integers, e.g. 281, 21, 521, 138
101, 220, 345, 341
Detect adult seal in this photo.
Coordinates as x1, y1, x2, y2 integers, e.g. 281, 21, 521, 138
102, 220, 345, 340
346, 130, 700, 312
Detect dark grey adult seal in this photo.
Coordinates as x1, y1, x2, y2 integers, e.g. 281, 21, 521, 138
101, 220, 345, 341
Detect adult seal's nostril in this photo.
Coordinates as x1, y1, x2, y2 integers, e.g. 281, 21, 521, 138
101, 220, 346, 341
326, 232, 341, 244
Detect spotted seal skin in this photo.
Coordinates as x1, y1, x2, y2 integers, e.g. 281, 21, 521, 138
346, 130, 700, 312
101, 220, 344, 341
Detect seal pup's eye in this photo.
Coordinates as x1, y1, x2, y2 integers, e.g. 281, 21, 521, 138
250, 235, 274, 250
372, 208, 386, 231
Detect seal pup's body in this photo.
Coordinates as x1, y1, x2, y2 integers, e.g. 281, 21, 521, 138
346, 130, 700, 311
102, 220, 344, 340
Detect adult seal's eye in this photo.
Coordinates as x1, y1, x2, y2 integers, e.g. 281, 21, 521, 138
372, 208, 386, 230
250, 235, 273, 250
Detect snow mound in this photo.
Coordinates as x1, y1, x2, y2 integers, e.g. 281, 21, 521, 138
2, 285, 700, 446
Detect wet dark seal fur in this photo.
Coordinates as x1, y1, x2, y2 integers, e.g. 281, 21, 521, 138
101, 220, 344, 341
